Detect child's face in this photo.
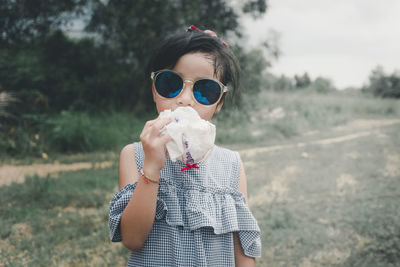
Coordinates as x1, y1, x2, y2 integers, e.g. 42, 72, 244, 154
152, 52, 224, 121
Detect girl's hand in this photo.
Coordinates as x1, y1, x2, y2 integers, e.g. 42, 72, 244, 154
140, 117, 172, 173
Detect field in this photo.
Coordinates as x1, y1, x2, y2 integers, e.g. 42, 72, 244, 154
1, 91, 399, 266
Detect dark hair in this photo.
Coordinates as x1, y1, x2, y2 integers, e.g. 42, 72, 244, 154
146, 30, 240, 96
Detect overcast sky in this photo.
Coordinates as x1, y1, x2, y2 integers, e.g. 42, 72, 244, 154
241, 0, 400, 89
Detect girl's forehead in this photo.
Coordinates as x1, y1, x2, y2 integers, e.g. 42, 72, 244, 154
173, 52, 217, 79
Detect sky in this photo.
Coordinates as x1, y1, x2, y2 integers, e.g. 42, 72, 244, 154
241, 0, 400, 89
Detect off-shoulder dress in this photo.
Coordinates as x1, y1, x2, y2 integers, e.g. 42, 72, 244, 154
109, 142, 261, 267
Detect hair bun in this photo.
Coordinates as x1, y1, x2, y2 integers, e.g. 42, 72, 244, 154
187, 25, 230, 47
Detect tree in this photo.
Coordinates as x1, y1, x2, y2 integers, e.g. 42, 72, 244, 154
362, 66, 400, 98
294, 72, 311, 88
311, 77, 335, 93
0, 0, 86, 47
1, 0, 269, 115
271, 73, 336, 92
86, 0, 269, 107
233, 47, 270, 95
274, 75, 294, 91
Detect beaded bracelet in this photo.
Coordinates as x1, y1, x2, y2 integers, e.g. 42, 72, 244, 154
139, 169, 161, 184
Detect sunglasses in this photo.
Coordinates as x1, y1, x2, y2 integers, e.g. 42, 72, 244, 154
151, 70, 228, 105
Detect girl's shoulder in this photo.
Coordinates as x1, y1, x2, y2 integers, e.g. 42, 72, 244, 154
211, 145, 241, 164
207, 145, 242, 187
119, 143, 140, 188
213, 145, 238, 154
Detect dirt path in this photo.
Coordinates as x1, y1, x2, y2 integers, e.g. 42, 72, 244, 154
0, 161, 113, 187
1, 118, 399, 187
239, 118, 400, 157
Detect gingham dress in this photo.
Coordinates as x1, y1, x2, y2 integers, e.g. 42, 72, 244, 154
109, 142, 261, 266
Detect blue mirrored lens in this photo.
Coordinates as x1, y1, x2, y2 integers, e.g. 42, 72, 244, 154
193, 79, 222, 105
155, 71, 183, 98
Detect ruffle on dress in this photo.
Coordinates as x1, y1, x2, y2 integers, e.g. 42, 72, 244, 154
109, 182, 262, 258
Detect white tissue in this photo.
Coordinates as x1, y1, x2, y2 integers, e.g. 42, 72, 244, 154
159, 106, 216, 163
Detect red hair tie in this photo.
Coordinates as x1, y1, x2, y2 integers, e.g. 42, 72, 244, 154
189, 25, 200, 32
187, 25, 230, 47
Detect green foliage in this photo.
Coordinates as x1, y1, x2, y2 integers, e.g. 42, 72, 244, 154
262, 208, 295, 231
85, 0, 268, 107
47, 111, 99, 152
0, 0, 86, 47
0, 111, 150, 157
273, 75, 295, 91
1, 0, 269, 117
242, 0, 268, 19
0, 91, 18, 123
362, 66, 400, 99
45, 111, 149, 153
0, 169, 116, 238
345, 203, 400, 266
310, 77, 336, 93
2, 90, 399, 158
0, 0, 275, 158
0, 168, 128, 265
268, 72, 336, 93
0, 113, 48, 158
233, 46, 271, 96
1, 31, 140, 115
215, 90, 400, 147
294, 72, 311, 88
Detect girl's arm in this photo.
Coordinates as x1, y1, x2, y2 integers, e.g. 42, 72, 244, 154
234, 161, 256, 267
118, 117, 172, 251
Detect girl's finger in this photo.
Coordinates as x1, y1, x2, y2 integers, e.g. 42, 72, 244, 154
144, 119, 157, 128
140, 117, 162, 136
151, 117, 172, 133
159, 133, 172, 145
141, 117, 172, 141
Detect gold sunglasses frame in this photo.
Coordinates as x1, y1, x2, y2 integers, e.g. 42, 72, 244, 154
150, 69, 229, 106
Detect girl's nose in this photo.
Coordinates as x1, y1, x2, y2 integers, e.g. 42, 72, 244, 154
177, 81, 195, 106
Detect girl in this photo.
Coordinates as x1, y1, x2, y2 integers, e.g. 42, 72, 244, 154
109, 25, 261, 267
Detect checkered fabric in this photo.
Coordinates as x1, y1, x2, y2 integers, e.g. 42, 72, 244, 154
109, 142, 261, 266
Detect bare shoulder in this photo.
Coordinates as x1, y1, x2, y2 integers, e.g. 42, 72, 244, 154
118, 144, 140, 189
120, 143, 135, 156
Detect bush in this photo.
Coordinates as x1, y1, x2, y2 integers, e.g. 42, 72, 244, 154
0, 113, 47, 157
46, 111, 98, 152
362, 66, 400, 99
45, 111, 148, 153
0, 110, 150, 158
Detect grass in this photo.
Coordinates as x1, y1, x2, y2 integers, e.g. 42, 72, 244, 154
2, 90, 399, 163
1, 90, 400, 266
244, 121, 400, 266
215, 90, 400, 147
1, 111, 154, 162
0, 168, 129, 266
